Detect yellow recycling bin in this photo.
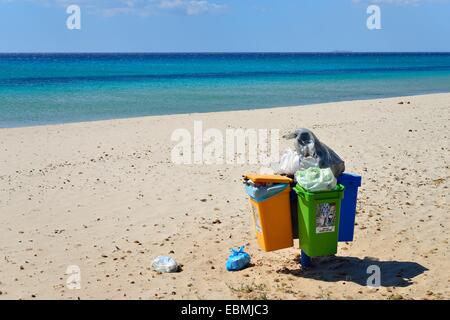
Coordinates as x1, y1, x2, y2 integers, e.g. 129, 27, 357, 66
244, 174, 294, 252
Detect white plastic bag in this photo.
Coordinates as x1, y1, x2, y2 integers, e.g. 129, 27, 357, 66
295, 167, 337, 192
152, 256, 179, 273
276, 148, 301, 176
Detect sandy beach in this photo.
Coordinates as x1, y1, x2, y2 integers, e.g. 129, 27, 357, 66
0, 93, 449, 300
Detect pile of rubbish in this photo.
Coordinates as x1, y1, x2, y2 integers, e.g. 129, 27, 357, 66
242, 129, 361, 268
153, 129, 348, 275
262, 128, 345, 192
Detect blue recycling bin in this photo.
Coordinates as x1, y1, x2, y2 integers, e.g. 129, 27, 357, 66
337, 173, 362, 242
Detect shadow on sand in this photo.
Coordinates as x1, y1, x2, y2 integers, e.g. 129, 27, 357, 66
277, 255, 428, 287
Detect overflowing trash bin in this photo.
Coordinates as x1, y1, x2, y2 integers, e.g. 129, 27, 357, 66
337, 173, 362, 242
242, 128, 362, 268
293, 184, 345, 257
244, 174, 294, 252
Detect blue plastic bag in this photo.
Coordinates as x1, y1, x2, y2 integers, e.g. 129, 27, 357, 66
244, 183, 289, 203
226, 246, 251, 271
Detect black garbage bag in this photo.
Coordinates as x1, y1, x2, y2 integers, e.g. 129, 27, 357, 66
283, 128, 345, 178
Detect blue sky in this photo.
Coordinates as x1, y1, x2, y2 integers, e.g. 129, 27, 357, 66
1, 0, 449, 52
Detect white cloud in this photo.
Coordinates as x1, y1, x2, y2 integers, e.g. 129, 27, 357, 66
2, 0, 228, 16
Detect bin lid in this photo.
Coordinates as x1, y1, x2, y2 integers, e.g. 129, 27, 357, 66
337, 172, 362, 187
243, 174, 293, 184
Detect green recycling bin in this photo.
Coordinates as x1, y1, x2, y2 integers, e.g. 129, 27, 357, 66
293, 184, 345, 257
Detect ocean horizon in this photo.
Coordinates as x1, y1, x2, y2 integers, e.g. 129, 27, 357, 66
1, 52, 450, 128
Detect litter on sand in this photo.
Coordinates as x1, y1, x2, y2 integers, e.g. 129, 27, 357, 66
152, 256, 180, 273
226, 246, 251, 271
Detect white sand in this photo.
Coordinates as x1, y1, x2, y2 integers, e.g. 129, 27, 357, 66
0, 93, 449, 300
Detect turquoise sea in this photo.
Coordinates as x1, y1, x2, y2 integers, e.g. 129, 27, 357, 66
1, 53, 450, 127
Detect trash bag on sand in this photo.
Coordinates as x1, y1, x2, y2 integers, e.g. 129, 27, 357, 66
295, 167, 337, 192
283, 128, 345, 178
226, 246, 250, 271
152, 256, 179, 273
